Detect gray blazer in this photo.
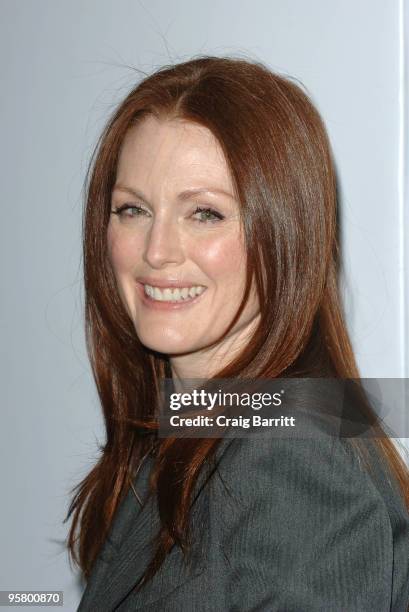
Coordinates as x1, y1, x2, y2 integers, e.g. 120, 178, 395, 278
77, 432, 409, 611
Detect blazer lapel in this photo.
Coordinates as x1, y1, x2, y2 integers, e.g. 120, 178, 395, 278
79, 452, 209, 611
78, 454, 155, 611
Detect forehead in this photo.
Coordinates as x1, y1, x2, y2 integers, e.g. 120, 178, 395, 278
116, 115, 234, 191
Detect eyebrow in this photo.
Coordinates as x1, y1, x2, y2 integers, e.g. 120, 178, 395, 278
112, 183, 235, 203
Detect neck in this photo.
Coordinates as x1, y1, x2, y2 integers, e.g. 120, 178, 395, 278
169, 314, 260, 393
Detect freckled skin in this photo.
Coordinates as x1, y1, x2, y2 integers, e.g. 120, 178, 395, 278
107, 116, 260, 379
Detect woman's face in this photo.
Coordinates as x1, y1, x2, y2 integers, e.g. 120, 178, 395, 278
107, 115, 260, 358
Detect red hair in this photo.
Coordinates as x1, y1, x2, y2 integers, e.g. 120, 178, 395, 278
65, 56, 409, 590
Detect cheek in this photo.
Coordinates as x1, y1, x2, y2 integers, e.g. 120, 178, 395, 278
192, 233, 247, 288
192, 233, 259, 316
107, 226, 141, 275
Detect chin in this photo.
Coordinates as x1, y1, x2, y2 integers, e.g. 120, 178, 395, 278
136, 328, 198, 356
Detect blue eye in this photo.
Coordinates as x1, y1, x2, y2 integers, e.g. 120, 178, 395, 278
111, 204, 149, 218
193, 206, 224, 223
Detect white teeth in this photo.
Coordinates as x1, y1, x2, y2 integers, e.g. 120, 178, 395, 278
153, 287, 162, 300
163, 288, 173, 301
143, 284, 206, 302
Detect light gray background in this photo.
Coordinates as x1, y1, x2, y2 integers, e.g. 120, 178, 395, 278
1, 1, 408, 609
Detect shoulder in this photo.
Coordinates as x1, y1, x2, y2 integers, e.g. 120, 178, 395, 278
214, 430, 406, 517
206, 433, 409, 611
212, 433, 395, 529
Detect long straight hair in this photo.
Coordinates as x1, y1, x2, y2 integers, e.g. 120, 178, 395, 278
66, 56, 409, 589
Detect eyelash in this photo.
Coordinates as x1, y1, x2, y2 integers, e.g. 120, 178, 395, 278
192, 206, 225, 223
111, 204, 147, 218
111, 204, 225, 223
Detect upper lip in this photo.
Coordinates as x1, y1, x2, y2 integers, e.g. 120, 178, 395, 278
137, 277, 206, 288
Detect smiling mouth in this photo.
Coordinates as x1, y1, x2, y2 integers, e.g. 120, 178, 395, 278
141, 283, 207, 304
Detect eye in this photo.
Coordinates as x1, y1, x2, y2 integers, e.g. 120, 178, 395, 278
110, 203, 150, 219
192, 206, 225, 223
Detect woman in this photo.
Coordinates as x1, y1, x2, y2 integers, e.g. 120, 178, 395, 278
67, 56, 409, 611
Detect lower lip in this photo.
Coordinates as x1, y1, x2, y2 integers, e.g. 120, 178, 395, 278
136, 282, 207, 310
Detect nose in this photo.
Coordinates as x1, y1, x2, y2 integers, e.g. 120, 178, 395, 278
142, 215, 185, 269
